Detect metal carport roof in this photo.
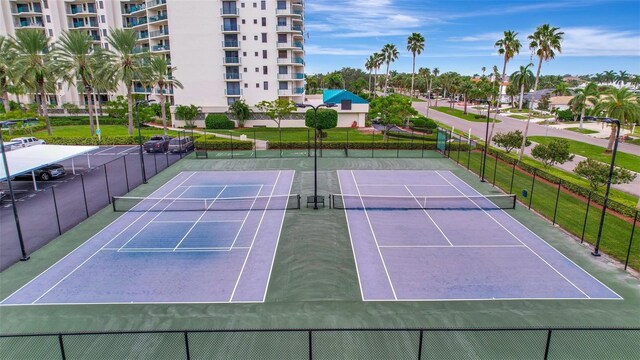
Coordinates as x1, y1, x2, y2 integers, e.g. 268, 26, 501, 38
0, 145, 98, 182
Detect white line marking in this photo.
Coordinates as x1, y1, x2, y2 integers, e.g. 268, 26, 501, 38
350, 170, 398, 300
403, 185, 454, 246
116, 146, 137, 155
379, 245, 526, 248
29, 173, 197, 305
172, 186, 228, 251
228, 185, 264, 250
435, 171, 591, 299
176, 184, 268, 188
93, 146, 116, 155
357, 184, 452, 187
101, 247, 250, 252
229, 171, 282, 302
152, 220, 243, 223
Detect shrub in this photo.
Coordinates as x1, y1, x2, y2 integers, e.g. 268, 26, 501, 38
409, 115, 437, 130
556, 109, 573, 121
493, 130, 530, 154
35, 136, 151, 145
205, 114, 234, 129
50, 116, 128, 126
61, 103, 81, 114
531, 138, 574, 167
193, 136, 252, 150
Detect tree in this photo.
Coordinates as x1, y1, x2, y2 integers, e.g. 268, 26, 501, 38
531, 138, 574, 167
305, 108, 337, 137
616, 70, 630, 86
510, 63, 535, 110
553, 82, 570, 96
228, 99, 252, 127
536, 93, 551, 111
519, 24, 564, 161
493, 130, 530, 153
365, 55, 374, 93
372, 52, 384, 97
0, 36, 15, 113
368, 94, 417, 139
495, 30, 522, 105
9, 29, 58, 135
175, 104, 201, 128
432, 67, 440, 107
144, 55, 183, 134
574, 158, 636, 191
569, 82, 599, 127
349, 78, 368, 95
324, 71, 344, 89
459, 79, 474, 115
381, 44, 399, 95
104, 28, 150, 135
593, 87, 640, 152
407, 32, 425, 99
256, 98, 297, 130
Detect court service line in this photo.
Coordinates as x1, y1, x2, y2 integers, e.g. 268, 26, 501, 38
172, 185, 228, 251
262, 171, 296, 302
176, 184, 269, 188
28, 172, 197, 305
228, 185, 265, 250
403, 185, 454, 247
379, 244, 525, 248
350, 170, 398, 300
435, 171, 591, 299
443, 170, 622, 299
229, 171, 282, 302
152, 220, 243, 223
102, 247, 250, 252
357, 184, 452, 187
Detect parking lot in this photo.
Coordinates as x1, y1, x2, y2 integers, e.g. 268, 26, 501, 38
1, 145, 186, 271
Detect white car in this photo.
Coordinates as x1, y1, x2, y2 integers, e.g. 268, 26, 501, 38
10, 137, 46, 149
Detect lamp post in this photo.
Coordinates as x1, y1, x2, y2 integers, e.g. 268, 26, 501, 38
295, 102, 337, 209
1, 119, 32, 261
476, 99, 492, 182
592, 117, 621, 257
135, 99, 155, 184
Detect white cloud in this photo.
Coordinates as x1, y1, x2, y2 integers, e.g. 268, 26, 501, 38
561, 27, 640, 56
305, 45, 378, 56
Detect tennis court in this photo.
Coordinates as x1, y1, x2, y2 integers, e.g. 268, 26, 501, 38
1, 170, 297, 305
335, 170, 621, 301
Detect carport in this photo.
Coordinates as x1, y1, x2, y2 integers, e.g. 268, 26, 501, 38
0, 144, 98, 191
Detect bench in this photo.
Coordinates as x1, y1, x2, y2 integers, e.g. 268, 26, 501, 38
306, 195, 325, 208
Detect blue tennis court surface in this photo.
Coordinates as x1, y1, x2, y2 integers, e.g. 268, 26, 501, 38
1, 170, 295, 305
337, 170, 621, 301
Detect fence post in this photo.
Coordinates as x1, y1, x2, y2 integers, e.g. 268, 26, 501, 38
581, 192, 592, 243
552, 181, 562, 225
51, 187, 62, 235
509, 162, 516, 194
58, 334, 67, 360
466, 145, 471, 170
104, 165, 111, 202
543, 329, 552, 360
624, 211, 638, 271
307, 128, 311, 157
80, 174, 90, 218
184, 331, 191, 360
123, 156, 130, 193
308, 330, 313, 360
528, 169, 537, 210
417, 330, 423, 360
371, 130, 375, 158
492, 153, 498, 186
254, 129, 257, 158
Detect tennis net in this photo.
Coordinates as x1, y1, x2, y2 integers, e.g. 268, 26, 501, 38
112, 194, 301, 212
330, 194, 516, 210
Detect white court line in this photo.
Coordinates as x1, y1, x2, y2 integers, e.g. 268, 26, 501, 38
152, 220, 243, 223
443, 170, 622, 300
116, 146, 137, 155
379, 245, 526, 248
403, 185, 454, 247
102, 247, 250, 252
92, 146, 116, 155
176, 184, 269, 188
228, 185, 265, 250
357, 184, 452, 187
28, 173, 197, 305
229, 171, 282, 302
350, 170, 398, 300
172, 185, 228, 251
261, 171, 295, 302
435, 171, 591, 299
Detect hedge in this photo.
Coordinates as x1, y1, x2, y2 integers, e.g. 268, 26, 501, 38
305, 108, 338, 130
267, 141, 449, 150
2, 123, 47, 136
50, 116, 129, 126
205, 114, 234, 129
194, 137, 253, 150
36, 136, 152, 145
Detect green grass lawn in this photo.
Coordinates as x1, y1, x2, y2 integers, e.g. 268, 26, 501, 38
31, 125, 182, 138
210, 127, 435, 143
508, 114, 529, 120
395, 94, 425, 102
529, 136, 640, 173
432, 107, 500, 123
566, 127, 599, 135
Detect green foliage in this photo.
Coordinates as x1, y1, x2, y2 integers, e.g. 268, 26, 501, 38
61, 103, 80, 114
531, 138, 574, 167
149, 102, 171, 117
368, 93, 417, 131
194, 136, 252, 150
493, 130, 530, 154
205, 114, 234, 129
556, 109, 573, 121
228, 99, 252, 127
36, 135, 152, 145
408, 115, 437, 130
105, 95, 128, 119
255, 99, 297, 128
50, 116, 127, 126
574, 158, 637, 191
175, 104, 201, 128
305, 108, 338, 131
536, 93, 551, 111
0, 109, 38, 121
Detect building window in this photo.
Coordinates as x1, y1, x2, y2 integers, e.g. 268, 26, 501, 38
261, 17, 266, 26
263, 81, 268, 90
102, 29, 107, 36
43, 0, 48, 9
253, 2, 257, 8
255, 67, 259, 72
278, 34, 287, 43
341, 100, 352, 110
254, 35, 258, 41
103, 43, 109, 50
243, 51, 247, 56
46, 15, 51, 23
261, 1, 266, 10
277, 1, 286, 10
99, 1, 104, 9
256, 83, 260, 88
254, 51, 258, 57
263, 66, 268, 75
48, 29, 53, 37
262, 50, 267, 59
242, 35, 246, 40
261, 33, 267, 43
241, 3, 245, 8
243, 67, 247, 72
244, 83, 248, 88
241, 19, 245, 24
100, 15, 106, 23
253, 19, 257, 24
279, 66, 288, 74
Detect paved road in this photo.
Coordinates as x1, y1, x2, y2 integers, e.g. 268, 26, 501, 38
145, 124, 269, 150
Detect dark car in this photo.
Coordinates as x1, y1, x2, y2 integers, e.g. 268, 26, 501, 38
143, 135, 172, 153
168, 136, 194, 153
15, 164, 66, 181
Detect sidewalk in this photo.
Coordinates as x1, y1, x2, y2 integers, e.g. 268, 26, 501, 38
144, 124, 269, 150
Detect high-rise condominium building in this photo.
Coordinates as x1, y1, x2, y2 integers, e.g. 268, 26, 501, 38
0, 0, 305, 110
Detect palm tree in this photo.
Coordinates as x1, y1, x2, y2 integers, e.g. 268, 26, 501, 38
9, 29, 57, 135
459, 79, 474, 114
432, 67, 440, 106
381, 43, 399, 95
553, 82, 570, 96
55, 30, 100, 135
569, 82, 599, 128
495, 30, 522, 107
616, 70, 629, 86
365, 55, 374, 94
371, 52, 384, 97
481, 66, 486, 78
519, 24, 564, 160
407, 32, 425, 100
593, 87, 640, 152
0, 36, 15, 113
143, 55, 183, 134
491, 65, 500, 93
631, 74, 640, 89
602, 70, 616, 85
104, 28, 149, 135
510, 63, 534, 110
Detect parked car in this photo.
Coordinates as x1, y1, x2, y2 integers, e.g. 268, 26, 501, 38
15, 164, 66, 181
168, 136, 194, 153
143, 135, 172, 153
10, 137, 46, 149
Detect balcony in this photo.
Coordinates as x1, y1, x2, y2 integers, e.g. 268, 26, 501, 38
294, 87, 305, 94
15, 20, 45, 28
277, 73, 305, 80
69, 6, 96, 15
276, 8, 302, 17
147, 0, 167, 9
151, 44, 170, 52
133, 46, 150, 54
223, 57, 240, 64
222, 41, 240, 48
13, 5, 42, 15
220, 8, 239, 16
278, 89, 292, 96
221, 24, 240, 32
126, 17, 148, 28
225, 89, 242, 96
277, 42, 304, 50
224, 73, 242, 81
133, 86, 152, 94
155, 88, 173, 95
125, 4, 146, 14
293, 57, 305, 65
149, 28, 169, 38
70, 20, 98, 29
137, 32, 149, 40
148, 13, 168, 23
89, 34, 101, 41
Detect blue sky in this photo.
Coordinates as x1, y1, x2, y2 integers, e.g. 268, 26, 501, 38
303, 0, 640, 76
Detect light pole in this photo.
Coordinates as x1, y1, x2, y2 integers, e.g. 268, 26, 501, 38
1, 119, 31, 261
592, 117, 621, 257
295, 102, 337, 209
135, 99, 155, 184
476, 99, 492, 182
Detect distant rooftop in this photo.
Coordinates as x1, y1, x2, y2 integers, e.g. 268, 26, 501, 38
323, 89, 369, 105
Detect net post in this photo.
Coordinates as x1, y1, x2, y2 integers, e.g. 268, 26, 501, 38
51, 187, 62, 235
80, 174, 90, 218
371, 130, 375, 158
112, 197, 116, 212
528, 169, 536, 210
624, 211, 638, 271
104, 165, 111, 203
308, 330, 313, 360
511, 194, 516, 209
509, 161, 516, 194
58, 334, 67, 360
123, 155, 130, 193
581, 192, 592, 243
421, 130, 425, 158
552, 180, 561, 225
456, 134, 462, 163
184, 331, 191, 360
543, 329, 552, 360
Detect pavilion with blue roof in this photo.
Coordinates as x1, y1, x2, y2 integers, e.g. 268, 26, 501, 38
323, 90, 369, 105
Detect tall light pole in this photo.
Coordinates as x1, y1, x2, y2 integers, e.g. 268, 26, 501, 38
135, 99, 155, 184
592, 117, 621, 257
1, 119, 31, 261
295, 102, 337, 209
476, 99, 492, 182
